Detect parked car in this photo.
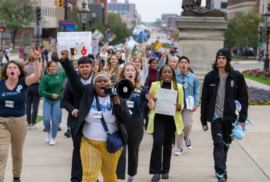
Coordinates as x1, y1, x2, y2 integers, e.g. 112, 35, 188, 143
170, 46, 178, 55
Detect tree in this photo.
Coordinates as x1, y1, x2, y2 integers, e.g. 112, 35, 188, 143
0, 0, 34, 47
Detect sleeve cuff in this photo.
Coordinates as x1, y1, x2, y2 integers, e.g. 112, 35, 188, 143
238, 117, 246, 123
72, 109, 78, 116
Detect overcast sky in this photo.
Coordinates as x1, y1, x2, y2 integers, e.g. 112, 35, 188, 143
115, 0, 207, 22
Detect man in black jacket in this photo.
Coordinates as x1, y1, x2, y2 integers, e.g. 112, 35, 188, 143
61, 56, 95, 182
201, 48, 248, 182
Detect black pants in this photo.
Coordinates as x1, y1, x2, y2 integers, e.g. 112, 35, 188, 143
149, 116, 176, 174
26, 83, 41, 124
5, 55, 9, 62
70, 129, 83, 182
211, 118, 234, 180
144, 104, 149, 130
117, 117, 144, 179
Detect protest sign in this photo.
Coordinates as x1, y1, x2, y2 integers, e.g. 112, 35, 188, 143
132, 45, 142, 57
57, 31, 92, 59
92, 29, 104, 42
105, 28, 116, 42
92, 39, 99, 56
155, 88, 177, 116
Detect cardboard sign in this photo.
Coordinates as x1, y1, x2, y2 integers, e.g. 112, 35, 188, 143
155, 88, 177, 116
92, 29, 104, 42
105, 28, 116, 42
43, 40, 50, 50
57, 32, 92, 59
92, 39, 99, 56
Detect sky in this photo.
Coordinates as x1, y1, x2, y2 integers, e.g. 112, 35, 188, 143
114, 0, 207, 22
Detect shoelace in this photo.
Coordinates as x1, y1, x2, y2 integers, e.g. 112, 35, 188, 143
186, 139, 191, 146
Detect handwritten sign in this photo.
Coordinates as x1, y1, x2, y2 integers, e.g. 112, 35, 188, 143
105, 28, 116, 42
155, 88, 177, 116
92, 39, 99, 56
57, 31, 92, 59
92, 29, 104, 42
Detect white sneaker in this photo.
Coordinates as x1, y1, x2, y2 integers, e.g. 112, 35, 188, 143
184, 138, 192, 150
175, 149, 183, 156
49, 138, 56, 146
30, 125, 38, 130
46, 133, 51, 143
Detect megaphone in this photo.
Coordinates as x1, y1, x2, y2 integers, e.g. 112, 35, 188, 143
105, 79, 134, 101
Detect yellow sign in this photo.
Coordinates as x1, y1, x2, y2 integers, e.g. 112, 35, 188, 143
156, 42, 162, 49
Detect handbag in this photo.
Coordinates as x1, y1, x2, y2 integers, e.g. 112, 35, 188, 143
95, 94, 123, 153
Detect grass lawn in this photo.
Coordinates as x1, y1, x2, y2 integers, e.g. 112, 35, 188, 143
10, 51, 19, 54
36, 115, 43, 124
243, 73, 270, 86
232, 56, 256, 60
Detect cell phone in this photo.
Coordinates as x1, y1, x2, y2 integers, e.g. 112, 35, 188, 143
70, 48, 74, 56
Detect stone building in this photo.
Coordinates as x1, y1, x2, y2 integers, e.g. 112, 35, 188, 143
227, 0, 257, 19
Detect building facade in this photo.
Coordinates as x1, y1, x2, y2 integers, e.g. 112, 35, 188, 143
166, 16, 178, 29
211, 0, 228, 12
227, 0, 257, 19
90, 0, 108, 23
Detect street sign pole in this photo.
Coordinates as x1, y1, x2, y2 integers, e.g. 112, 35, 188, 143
36, 21, 39, 46
65, 0, 67, 20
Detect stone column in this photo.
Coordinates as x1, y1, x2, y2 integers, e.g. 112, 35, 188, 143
176, 16, 228, 87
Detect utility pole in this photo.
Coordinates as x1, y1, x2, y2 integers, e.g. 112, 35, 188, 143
64, 0, 67, 20
36, 7, 41, 46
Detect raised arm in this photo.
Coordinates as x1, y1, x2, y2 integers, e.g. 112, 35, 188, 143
124, 42, 129, 63
158, 50, 167, 68
25, 48, 41, 86
100, 42, 109, 63
59, 50, 85, 99
141, 43, 148, 75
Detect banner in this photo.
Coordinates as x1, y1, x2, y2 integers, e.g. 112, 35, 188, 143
92, 39, 99, 56
155, 88, 177, 116
59, 20, 76, 32
57, 31, 92, 59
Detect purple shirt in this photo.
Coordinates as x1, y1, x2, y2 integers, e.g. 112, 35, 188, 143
24, 64, 43, 83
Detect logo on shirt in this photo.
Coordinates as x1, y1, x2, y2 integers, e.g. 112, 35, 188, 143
2, 92, 5, 97
231, 80, 234, 87
56, 76, 59, 79
16, 85, 23, 93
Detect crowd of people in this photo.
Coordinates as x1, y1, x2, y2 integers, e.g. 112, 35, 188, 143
0, 40, 249, 182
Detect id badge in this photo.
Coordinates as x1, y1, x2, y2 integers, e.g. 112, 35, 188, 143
127, 101, 134, 108
93, 111, 102, 119
5, 100, 14, 108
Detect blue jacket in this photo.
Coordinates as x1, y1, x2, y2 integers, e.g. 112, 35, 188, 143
159, 58, 200, 108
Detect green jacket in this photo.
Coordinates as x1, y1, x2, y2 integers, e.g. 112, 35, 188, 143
147, 81, 184, 135
39, 71, 67, 100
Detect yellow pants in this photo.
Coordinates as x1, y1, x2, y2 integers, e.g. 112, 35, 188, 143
80, 136, 123, 182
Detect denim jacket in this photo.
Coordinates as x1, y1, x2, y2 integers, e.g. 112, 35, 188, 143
159, 58, 200, 108
175, 70, 200, 108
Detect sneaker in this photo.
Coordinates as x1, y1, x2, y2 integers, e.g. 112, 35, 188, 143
218, 178, 226, 182
184, 137, 192, 150
175, 148, 183, 156
64, 130, 71, 138
49, 138, 56, 146
30, 125, 38, 130
28, 125, 31, 130
172, 143, 175, 148
128, 178, 135, 182
46, 133, 51, 143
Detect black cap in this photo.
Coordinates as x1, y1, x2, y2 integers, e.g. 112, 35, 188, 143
216, 48, 231, 62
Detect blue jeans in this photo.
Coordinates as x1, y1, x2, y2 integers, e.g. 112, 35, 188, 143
43, 98, 61, 138
58, 109, 62, 123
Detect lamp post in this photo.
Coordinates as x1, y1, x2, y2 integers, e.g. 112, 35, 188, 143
89, 13, 96, 32
263, 3, 270, 70
78, 0, 90, 31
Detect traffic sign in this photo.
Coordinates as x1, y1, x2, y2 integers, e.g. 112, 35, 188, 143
30, 22, 46, 27
75, 24, 79, 28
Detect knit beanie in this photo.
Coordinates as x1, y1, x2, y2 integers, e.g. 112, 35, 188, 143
216, 48, 231, 62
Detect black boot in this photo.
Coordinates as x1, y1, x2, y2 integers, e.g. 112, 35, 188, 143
151, 174, 160, 181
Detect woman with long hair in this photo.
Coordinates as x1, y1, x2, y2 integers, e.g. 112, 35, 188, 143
39, 61, 67, 146
104, 55, 120, 84
25, 53, 43, 130
0, 48, 41, 182
124, 42, 148, 85
147, 65, 184, 181
60, 50, 131, 182
93, 59, 103, 73
116, 62, 155, 182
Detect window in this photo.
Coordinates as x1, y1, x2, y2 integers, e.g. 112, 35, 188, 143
221, 2, 227, 9
89, 0, 94, 3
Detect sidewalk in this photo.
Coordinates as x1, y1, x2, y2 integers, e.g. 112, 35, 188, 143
4, 100, 270, 182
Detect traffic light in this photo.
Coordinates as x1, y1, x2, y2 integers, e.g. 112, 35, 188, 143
0, 27, 5, 33
165, 30, 168, 32
36, 7, 41, 21
173, 35, 175, 38
64, 0, 67, 7
58, 0, 62, 7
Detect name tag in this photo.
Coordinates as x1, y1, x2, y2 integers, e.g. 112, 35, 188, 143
93, 111, 102, 119
183, 83, 188, 89
5, 100, 14, 108
127, 101, 134, 108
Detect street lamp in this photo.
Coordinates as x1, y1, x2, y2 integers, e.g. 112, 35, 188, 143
78, 0, 90, 31
263, 3, 270, 70
89, 13, 96, 32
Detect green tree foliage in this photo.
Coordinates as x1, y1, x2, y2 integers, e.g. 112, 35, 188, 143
153, 20, 162, 27
0, 0, 34, 46
224, 9, 261, 51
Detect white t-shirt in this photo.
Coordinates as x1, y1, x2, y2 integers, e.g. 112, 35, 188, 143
83, 95, 118, 141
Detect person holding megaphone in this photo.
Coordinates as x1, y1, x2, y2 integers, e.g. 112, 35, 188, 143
59, 50, 131, 182
116, 62, 155, 182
